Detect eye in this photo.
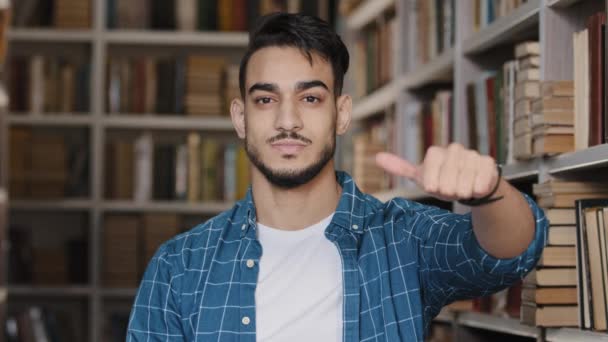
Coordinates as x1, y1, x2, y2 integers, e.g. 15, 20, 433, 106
303, 96, 320, 103
255, 97, 274, 105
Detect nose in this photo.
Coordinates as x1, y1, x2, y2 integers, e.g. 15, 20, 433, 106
274, 97, 303, 132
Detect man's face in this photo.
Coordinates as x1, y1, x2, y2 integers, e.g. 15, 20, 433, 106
231, 46, 351, 189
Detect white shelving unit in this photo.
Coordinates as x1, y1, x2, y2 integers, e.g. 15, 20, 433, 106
346, 0, 608, 341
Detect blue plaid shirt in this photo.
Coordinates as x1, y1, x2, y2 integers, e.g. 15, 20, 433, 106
127, 171, 548, 342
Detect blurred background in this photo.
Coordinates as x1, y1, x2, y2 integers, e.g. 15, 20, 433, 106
1, 0, 608, 341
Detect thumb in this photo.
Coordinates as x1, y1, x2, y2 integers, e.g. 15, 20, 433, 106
375, 152, 420, 182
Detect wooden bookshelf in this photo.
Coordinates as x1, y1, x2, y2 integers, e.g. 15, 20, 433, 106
2, 1, 260, 341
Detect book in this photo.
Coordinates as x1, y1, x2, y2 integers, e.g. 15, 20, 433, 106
548, 225, 576, 246
521, 303, 578, 327
587, 13, 607, 147
574, 29, 590, 151
538, 246, 576, 267
545, 208, 576, 225
515, 41, 541, 59
539, 192, 608, 208
542, 81, 575, 98
584, 207, 607, 330
134, 133, 153, 203
522, 287, 578, 305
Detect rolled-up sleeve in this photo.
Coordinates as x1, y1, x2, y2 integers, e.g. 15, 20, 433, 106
127, 244, 184, 341
411, 193, 548, 314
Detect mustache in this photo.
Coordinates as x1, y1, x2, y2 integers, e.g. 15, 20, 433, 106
267, 131, 312, 145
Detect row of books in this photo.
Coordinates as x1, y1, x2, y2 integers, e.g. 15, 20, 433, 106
9, 128, 89, 200
9, 56, 91, 114
107, 56, 237, 116
466, 10, 606, 164
402, 90, 454, 166
353, 17, 397, 98
473, 0, 528, 32
520, 180, 608, 330
108, 0, 334, 31
5, 306, 85, 342
405, 0, 455, 69
103, 213, 181, 288
12, 0, 91, 28
8, 226, 88, 286
352, 116, 394, 194
106, 132, 250, 203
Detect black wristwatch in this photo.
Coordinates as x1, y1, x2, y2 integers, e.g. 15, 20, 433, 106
457, 164, 504, 207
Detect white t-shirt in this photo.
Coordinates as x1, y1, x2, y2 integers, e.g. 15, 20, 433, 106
255, 213, 343, 342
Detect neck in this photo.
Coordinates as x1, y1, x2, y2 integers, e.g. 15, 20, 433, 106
251, 161, 342, 231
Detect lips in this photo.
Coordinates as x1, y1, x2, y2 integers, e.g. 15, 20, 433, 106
271, 140, 307, 154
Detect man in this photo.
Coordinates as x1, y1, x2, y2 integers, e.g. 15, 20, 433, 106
127, 13, 547, 342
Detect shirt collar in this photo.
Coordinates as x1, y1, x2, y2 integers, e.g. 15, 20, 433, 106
239, 171, 367, 237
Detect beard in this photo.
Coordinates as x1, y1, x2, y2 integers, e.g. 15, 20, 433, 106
245, 130, 336, 189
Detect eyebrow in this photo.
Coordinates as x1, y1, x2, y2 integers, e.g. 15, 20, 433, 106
295, 80, 329, 92
248, 83, 278, 94
247, 80, 330, 95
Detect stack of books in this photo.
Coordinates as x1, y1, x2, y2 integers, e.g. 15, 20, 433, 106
103, 215, 140, 288
521, 180, 608, 327
186, 56, 226, 116
513, 41, 540, 160
532, 82, 575, 156
353, 127, 389, 194
225, 65, 240, 113
142, 214, 181, 265
53, 0, 91, 28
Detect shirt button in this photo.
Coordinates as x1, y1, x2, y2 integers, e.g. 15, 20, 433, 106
242, 316, 251, 325
352, 224, 359, 230
246, 259, 255, 268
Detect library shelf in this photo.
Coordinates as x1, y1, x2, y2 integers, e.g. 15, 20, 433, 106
103, 114, 235, 131
400, 48, 454, 90
8, 286, 92, 297
352, 81, 398, 121
9, 199, 94, 211
104, 30, 249, 47
502, 159, 541, 181
8, 114, 93, 127
547, 144, 608, 174
547, 0, 588, 8
457, 312, 541, 338
371, 186, 430, 203
345, 0, 396, 31
101, 288, 137, 298
463, 0, 541, 55
101, 200, 233, 215
0, 287, 5, 304
545, 327, 608, 341
7, 29, 94, 43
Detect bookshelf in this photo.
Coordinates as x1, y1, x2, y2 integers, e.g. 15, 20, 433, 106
344, 0, 608, 340
2, 0, 267, 341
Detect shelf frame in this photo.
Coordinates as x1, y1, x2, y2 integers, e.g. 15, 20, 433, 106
462, 0, 541, 55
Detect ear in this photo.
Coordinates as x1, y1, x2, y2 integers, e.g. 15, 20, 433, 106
335, 94, 352, 136
230, 97, 246, 139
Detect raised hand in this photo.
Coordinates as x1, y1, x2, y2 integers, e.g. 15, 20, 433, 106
375, 143, 500, 202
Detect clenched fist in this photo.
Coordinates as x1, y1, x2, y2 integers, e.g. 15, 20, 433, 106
375, 143, 500, 202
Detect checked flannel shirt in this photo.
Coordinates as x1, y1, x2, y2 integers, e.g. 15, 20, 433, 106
127, 171, 548, 341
